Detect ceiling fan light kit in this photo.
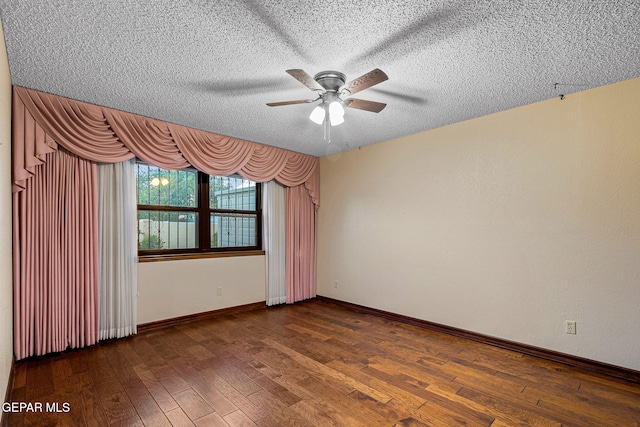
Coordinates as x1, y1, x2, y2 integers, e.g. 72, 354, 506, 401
267, 68, 388, 142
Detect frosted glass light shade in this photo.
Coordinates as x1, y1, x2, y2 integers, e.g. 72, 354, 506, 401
309, 105, 325, 125
329, 101, 344, 126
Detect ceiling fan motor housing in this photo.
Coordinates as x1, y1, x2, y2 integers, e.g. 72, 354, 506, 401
314, 71, 346, 93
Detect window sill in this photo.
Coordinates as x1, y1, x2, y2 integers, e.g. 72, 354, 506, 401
138, 250, 265, 263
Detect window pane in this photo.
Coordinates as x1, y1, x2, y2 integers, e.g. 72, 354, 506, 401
138, 210, 198, 250
136, 163, 197, 207
210, 213, 257, 248
210, 175, 256, 210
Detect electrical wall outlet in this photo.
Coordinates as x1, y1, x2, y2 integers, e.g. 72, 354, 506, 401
566, 320, 576, 334
217, 287, 223, 296
334, 280, 339, 288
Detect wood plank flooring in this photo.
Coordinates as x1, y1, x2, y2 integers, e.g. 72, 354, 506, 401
5, 299, 640, 426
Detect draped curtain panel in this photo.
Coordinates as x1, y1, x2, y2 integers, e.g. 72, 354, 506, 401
12, 86, 319, 358
263, 181, 287, 306
97, 160, 138, 340
13, 149, 99, 360
286, 184, 317, 303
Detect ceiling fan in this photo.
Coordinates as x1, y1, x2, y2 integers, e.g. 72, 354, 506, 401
267, 68, 389, 133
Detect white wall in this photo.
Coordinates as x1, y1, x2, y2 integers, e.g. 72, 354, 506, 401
318, 77, 640, 371
0, 19, 14, 396
137, 255, 265, 324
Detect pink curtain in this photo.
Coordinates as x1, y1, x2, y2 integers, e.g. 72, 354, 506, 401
286, 184, 317, 303
13, 149, 99, 360
13, 86, 319, 205
12, 86, 319, 358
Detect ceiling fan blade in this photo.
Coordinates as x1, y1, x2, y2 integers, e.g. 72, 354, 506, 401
340, 68, 389, 96
286, 69, 325, 92
266, 99, 317, 107
344, 98, 387, 113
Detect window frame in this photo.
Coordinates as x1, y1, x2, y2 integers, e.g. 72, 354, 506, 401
136, 162, 262, 258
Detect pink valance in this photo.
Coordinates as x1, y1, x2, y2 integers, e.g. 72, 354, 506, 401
12, 86, 319, 207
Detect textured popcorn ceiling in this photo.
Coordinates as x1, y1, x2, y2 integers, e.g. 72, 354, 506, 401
1, 1, 639, 157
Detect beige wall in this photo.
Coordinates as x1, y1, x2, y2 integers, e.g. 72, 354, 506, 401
0, 20, 13, 396
318, 77, 640, 371
137, 256, 266, 324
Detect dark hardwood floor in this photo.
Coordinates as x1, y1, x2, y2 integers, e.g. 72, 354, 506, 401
5, 299, 640, 426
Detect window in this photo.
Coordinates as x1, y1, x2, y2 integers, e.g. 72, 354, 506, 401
136, 162, 262, 255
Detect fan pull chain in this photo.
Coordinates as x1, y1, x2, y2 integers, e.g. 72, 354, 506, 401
324, 108, 331, 143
